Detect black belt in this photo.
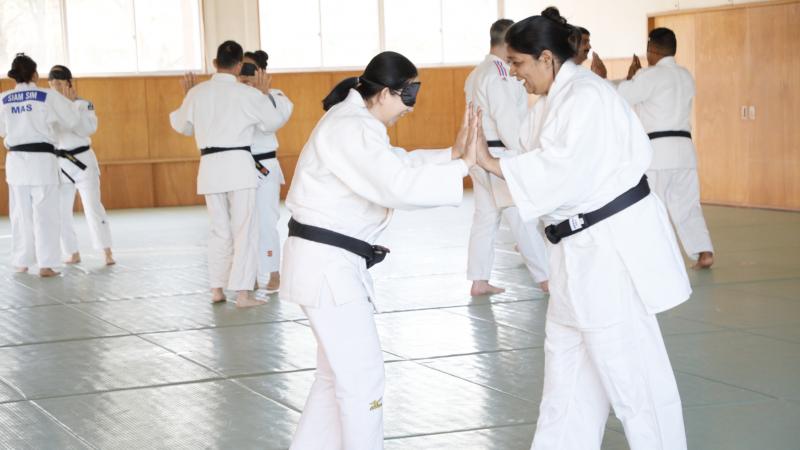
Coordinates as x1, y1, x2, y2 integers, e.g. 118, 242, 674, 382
253, 151, 276, 176
287, 217, 390, 269
544, 175, 650, 244
648, 131, 691, 140
200, 146, 251, 156
57, 146, 89, 171
9, 143, 57, 154
486, 140, 507, 148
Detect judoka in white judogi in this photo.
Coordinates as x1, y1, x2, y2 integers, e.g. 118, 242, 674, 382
170, 40, 285, 307
477, 13, 691, 449
47, 65, 115, 266
465, 19, 550, 296
0, 54, 80, 277
614, 27, 714, 269
282, 52, 474, 449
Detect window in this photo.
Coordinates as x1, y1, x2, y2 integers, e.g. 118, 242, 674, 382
0, 0, 203, 76
260, 0, 537, 70
0, 0, 66, 75
259, 0, 380, 70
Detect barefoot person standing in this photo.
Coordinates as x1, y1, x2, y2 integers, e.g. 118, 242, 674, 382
170, 41, 285, 307
48, 65, 115, 266
0, 53, 80, 277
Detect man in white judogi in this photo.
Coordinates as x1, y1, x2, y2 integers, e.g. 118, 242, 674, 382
465, 19, 549, 295
170, 40, 285, 307
597, 27, 714, 268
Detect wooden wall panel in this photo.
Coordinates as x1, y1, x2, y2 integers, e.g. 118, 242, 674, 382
270, 73, 333, 157
145, 77, 200, 160
396, 68, 457, 149
0, 169, 7, 215
77, 78, 149, 162
98, 163, 154, 209
152, 161, 204, 207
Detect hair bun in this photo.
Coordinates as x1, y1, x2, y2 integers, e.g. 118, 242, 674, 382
541, 6, 567, 25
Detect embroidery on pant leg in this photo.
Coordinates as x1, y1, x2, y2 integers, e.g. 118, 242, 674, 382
369, 397, 383, 411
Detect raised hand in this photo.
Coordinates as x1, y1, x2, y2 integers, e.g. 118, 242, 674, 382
462, 105, 479, 168
452, 103, 471, 159
254, 69, 273, 94
591, 52, 607, 79
180, 72, 197, 95
627, 54, 642, 80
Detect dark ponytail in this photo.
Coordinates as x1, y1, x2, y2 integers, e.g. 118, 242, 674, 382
322, 51, 418, 111
7, 53, 37, 84
505, 7, 581, 64
244, 50, 269, 70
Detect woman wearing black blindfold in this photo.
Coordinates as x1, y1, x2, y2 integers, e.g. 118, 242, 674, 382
47, 65, 116, 267
281, 51, 481, 449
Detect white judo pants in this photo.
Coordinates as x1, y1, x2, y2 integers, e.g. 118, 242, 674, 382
646, 169, 713, 260
256, 174, 281, 284
9, 185, 61, 269
292, 293, 385, 450
205, 189, 258, 292
468, 173, 549, 283
59, 178, 112, 256
531, 299, 686, 450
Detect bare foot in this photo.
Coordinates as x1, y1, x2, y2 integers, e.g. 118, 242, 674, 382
235, 291, 266, 308
693, 251, 714, 270
265, 272, 280, 292
39, 268, 60, 277
470, 280, 506, 296
14, 266, 28, 273
211, 287, 226, 304
539, 280, 550, 293
104, 248, 116, 266
65, 252, 81, 264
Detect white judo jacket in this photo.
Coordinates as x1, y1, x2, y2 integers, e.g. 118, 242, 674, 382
251, 88, 293, 185
55, 98, 100, 183
0, 83, 80, 186
281, 89, 468, 308
169, 73, 286, 195
616, 57, 697, 170
465, 54, 528, 208
501, 62, 691, 328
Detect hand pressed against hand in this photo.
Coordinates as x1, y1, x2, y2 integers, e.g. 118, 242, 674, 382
462, 105, 480, 168
627, 54, 642, 80
180, 72, 198, 94
254, 69, 273, 94
591, 52, 607, 79
452, 103, 471, 159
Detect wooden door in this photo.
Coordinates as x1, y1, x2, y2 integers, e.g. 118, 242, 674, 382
746, 1, 800, 209
693, 8, 751, 205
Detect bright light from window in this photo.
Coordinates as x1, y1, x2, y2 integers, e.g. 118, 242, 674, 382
259, 0, 322, 69
442, 0, 497, 63
0, 0, 65, 75
384, 0, 443, 65
320, 0, 380, 68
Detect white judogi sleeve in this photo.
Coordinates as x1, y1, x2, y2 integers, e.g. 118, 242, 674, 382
169, 96, 195, 136
268, 89, 293, 128
318, 120, 466, 210
72, 99, 98, 137
390, 147, 453, 167
46, 89, 81, 134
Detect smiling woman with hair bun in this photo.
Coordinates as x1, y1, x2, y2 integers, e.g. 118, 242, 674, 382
474, 7, 691, 450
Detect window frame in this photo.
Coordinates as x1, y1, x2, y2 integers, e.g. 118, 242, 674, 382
3, 0, 207, 78
259, 0, 520, 73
